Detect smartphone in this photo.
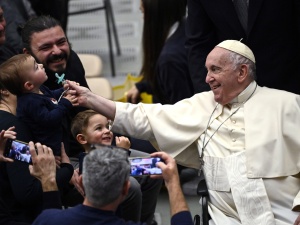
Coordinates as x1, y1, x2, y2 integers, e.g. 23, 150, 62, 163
129, 157, 163, 176
4, 139, 32, 163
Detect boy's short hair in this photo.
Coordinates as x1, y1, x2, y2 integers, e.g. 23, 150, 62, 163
0, 54, 32, 96
71, 109, 99, 139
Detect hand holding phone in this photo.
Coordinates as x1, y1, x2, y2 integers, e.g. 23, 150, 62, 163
29, 142, 56, 182
150, 152, 179, 184
129, 157, 163, 176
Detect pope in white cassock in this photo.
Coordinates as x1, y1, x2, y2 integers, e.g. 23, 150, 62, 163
66, 40, 300, 225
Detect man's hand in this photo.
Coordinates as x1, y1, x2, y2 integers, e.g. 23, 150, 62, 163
115, 136, 131, 150
150, 151, 179, 185
0, 127, 16, 163
126, 85, 140, 103
29, 142, 58, 192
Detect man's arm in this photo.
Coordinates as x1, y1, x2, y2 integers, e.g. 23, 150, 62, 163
151, 152, 193, 225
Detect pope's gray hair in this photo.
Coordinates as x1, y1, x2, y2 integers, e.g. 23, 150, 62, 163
228, 51, 256, 80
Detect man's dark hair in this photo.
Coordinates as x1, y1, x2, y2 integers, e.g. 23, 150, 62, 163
21, 15, 62, 51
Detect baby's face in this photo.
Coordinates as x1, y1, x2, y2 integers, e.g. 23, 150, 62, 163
85, 114, 113, 146
23, 56, 48, 87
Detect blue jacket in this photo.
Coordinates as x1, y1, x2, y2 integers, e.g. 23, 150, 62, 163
17, 85, 72, 155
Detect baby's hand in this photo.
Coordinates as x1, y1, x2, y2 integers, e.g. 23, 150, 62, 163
115, 136, 131, 150
63, 93, 77, 106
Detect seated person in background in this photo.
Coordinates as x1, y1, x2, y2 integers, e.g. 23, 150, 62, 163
32, 147, 194, 225
0, 54, 77, 156
127, 0, 193, 104
71, 109, 162, 224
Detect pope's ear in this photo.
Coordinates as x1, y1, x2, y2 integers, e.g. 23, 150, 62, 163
237, 64, 249, 83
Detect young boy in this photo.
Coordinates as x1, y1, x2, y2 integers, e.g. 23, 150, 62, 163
71, 109, 162, 225
0, 54, 76, 155
71, 109, 130, 153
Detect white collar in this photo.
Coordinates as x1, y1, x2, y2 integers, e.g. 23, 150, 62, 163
230, 81, 257, 104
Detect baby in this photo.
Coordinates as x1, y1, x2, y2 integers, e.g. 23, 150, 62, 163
0, 54, 76, 155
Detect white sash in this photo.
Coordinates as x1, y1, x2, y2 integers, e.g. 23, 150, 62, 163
203, 153, 276, 225
225, 152, 275, 225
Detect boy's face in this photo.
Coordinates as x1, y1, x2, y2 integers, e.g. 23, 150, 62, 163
23, 56, 48, 87
84, 114, 113, 146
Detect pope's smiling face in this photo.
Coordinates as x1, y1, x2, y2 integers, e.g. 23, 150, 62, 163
205, 47, 244, 105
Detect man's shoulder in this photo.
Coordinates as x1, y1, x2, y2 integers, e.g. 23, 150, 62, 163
33, 208, 67, 225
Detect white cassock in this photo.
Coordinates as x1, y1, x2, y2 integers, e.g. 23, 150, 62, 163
112, 81, 300, 225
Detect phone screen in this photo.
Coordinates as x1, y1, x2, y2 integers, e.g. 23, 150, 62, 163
129, 157, 163, 176
4, 139, 32, 163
